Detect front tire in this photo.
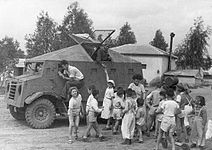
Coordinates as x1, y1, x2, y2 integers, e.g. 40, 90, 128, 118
9, 105, 25, 120
25, 98, 56, 129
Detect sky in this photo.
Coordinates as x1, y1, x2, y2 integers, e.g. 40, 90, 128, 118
0, 0, 212, 55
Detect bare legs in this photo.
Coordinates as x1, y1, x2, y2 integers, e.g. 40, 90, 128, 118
69, 115, 79, 141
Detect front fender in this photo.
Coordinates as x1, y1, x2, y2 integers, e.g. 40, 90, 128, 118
24, 92, 68, 114
25, 92, 44, 104
24, 91, 60, 105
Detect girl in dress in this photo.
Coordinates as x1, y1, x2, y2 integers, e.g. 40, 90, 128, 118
121, 88, 136, 145
68, 87, 83, 143
101, 65, 115, 130
190, 96, 207, 150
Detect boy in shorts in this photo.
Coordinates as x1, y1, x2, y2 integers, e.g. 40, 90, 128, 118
82, 89, 104, 142
155, 88, 181, 150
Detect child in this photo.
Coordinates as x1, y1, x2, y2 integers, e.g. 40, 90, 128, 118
155, 88, 181, 150
85, 85, 96, 137
190, 96, 207, 150
82, 89, 105, 142
175, 83, 189, 143
101, 65, 115, 130
86, 85, 96, 117
128, 74, 146, 99
135, 97, 146, 143
68, 87, 83, 143
112, 87, 125, 134
121, 88, 136, 145
146, 84, 161, 136
154, 90, 166, 139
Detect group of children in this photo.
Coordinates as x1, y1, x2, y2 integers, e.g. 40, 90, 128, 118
67, 71, 208, 150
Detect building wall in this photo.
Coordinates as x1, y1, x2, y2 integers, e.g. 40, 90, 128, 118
161, 56, 176, 73
125, 55, 176, 83
126, 55, 162, 83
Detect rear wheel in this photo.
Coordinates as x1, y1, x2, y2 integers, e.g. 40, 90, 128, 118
25, 98, 56, 129
9, 105, 25, 120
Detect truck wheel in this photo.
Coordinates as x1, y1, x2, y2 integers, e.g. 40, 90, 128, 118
25, 98, 56, 129
9, 105, 25, 120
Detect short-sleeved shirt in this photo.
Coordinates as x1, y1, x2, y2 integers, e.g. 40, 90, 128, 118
161, 100, 179, 117
89, 96, 102, 113
68, 94, 82, 114
86, 94, 93, 113
128, 83, 145, 99
156, 99, 166, 121
104, 87, 115, 100
67, 65, 84, 80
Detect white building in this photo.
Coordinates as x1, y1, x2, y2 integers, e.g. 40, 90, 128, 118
111, 44, 177, 83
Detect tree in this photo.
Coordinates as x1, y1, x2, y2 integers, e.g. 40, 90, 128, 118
150, 29, 168, 51
203, 56, 212, 70
0, 36, 24, 72
25, 11, 59, 58
59, 2, 94, 48
117, 22, 136, 46
174, 17, 211, 70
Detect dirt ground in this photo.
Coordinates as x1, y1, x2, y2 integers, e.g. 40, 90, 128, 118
1, 87, 212, 150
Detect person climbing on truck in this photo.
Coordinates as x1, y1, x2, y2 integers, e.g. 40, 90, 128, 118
58, 60, 84, 101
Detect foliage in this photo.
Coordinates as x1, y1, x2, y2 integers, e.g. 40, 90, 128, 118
59, 1, 94, 49
25, 11, 59, 58
117, 22, 136, 46
150, 29, 168, 51
174, 17, 212, 70
0, 36, 24, 72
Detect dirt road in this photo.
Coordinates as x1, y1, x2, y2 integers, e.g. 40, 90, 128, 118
0, 87, 212, 150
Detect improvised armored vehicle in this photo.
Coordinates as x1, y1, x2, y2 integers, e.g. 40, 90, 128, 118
4, 30, 145, 128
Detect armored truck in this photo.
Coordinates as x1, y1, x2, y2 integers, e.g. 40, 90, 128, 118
4, 30, 145, 128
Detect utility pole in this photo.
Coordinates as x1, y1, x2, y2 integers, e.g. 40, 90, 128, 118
168, 32, 175, 71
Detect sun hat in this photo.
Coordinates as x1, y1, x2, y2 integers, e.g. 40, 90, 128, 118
107, 80, 115, 87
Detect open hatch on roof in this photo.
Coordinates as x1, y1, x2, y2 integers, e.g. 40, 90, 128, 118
71, 30, 115, 61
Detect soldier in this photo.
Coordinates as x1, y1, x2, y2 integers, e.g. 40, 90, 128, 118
58, 60, 84, 101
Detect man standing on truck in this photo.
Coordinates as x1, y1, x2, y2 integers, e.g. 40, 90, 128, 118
58, 60, 84, 101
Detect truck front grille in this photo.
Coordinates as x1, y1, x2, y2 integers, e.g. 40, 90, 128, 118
9, 81, 17, 100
